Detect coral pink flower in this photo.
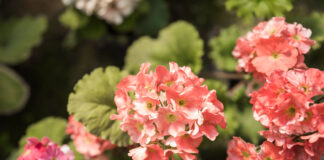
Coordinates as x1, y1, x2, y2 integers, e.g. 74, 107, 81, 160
155, 107, 187, 137
258, 141, 284, 160
251, 68, 324, 158
284, 23, 315, 54
129, 145, 166, 160
252, 37, 298, 76
233, 17, 315, 80
112, 62, 226, 160
312, 103, 324, 134
165, 135, 202, 154
285, 68, 324, 98
226, 137, 257, 160
66, 116, 115, 158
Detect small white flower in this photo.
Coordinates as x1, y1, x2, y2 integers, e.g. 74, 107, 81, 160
62, 0, 141, 25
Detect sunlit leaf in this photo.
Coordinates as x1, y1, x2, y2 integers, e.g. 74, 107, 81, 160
124, 21, 203, 74
59, 7, 89, 30
203, 79, 229, 101
237, 107, 264, 144
225, 0, 292, 20
209, 26, 244, 71
0, 66, 29, 115
0, 16, 47, 64
67, 66, 133, 147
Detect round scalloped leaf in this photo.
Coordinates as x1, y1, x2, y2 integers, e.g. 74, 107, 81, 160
209, 25, 244, 72
124, 20, 203, 74
67, 66, 133, 147
238, 107, 264, 144
153, 21, 203, 73
0, 16, 47, 64
0, 65, 29, 115
124, 36, 156, 73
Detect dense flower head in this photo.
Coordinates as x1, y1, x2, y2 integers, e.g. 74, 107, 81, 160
18, 137, 74, 160
226, 137, 257, 160
62, 0, 141, 25
227, 137, 324, 160
250, 68, 324, 158
111, 62, 226, 160
66, 116, 116, 159
233, 17, 315, 80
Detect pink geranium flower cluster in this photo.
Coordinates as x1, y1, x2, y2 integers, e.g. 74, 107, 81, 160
250, 68, 324, 159
233, 17, 315, 80
227, 137, 283, 160
18, 137, 74, 160
66, 116, 116, 159
111, 62, 226, 160
227, 137, 324, 160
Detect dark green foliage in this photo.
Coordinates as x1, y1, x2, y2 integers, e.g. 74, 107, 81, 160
0, 66, 29, 115
0, 16, 47, 64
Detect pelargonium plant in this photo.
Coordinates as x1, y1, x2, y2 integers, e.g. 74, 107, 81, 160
66, 116, 116, 159
111, 62, 227, 160
227, 17, 324, 160
18, 137, 74, 160
233, 17, 315, 81
250, 68, 324, 159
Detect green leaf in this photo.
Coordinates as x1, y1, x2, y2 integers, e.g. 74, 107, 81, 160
124, 36, 156, 73
124, 21, 203, 74
59, 7, 89, 30
19, 117, 67, 147
237, 107, 264, 144
0, 16, 47, 64
68, 142, 85, 160
216, 104, 240, 139
225, 0, 292, 21
135, 0, 169, 35
6, 149, 20, 160
79, 17, 106, 40
209, 25, 244, 71
0, 66, 29, 115
68, 66, 133, 147
203, 79, 228, 101
298, 12, 324, 49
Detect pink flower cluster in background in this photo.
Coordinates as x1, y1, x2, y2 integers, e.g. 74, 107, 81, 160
66, 116, 116, 159
228, 17, 324, 160
18, 137, 74, 160
233, 17, 315, 81
111, 62, 226, 160
250, 68, 324, 159
227, 137, 284, 160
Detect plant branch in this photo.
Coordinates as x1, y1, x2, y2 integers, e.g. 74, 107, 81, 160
199, 71, 245, 80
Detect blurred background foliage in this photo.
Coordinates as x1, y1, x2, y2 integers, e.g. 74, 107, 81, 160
0, 0, 324, 159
